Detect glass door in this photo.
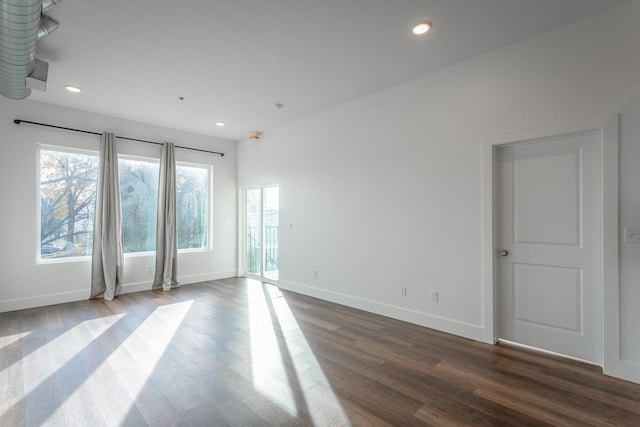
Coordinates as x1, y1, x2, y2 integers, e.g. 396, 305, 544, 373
245, 185, 279, 281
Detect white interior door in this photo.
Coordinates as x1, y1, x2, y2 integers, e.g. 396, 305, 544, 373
498, 132, 603, 364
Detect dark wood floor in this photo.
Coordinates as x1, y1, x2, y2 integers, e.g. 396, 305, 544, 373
1, 278, 639, 426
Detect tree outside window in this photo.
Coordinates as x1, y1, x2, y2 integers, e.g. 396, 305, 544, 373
119, 158, 159, 253
177, 165, 208, 249
39, 147, 210, 260
40, 149, 98, 258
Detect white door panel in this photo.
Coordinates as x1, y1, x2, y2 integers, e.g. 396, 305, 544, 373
498, 133, 602, 363
512, 150, 580, 246
513, 263, 581, 332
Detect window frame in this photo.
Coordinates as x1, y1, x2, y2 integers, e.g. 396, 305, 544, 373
175, 160, 213, 253
36, 144, 100, 264
36, 145, 214, 264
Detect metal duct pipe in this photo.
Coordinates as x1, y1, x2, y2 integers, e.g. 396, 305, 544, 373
41, 0, 61, 13
37, 15, 58, 39
0, 0, 60, 100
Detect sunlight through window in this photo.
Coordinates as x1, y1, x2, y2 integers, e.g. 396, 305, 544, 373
31, 301, 193, 425
46, 301, 193, 425
2, 315, 124, 387
269, 288, 350, 425
248, 280, 298, 414
0, 332, 31, 350
0, 314, 125, 420
247, 280, 350, 424
108, 300, 193, 425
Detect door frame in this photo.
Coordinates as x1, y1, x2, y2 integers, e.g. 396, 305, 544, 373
481, 116, 620, 377
240, 184, 279, 284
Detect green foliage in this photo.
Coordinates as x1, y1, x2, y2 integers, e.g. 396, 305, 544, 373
177, 166, 208, 249
119, 159, 158, 253
40, 149, 209, 259
40, 150, 98, 257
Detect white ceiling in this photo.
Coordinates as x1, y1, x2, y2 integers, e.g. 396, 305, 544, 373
30, 0, 630, 141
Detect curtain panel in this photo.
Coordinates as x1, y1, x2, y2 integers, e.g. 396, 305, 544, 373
90, 132, 124, 300
153, 142, 179, 291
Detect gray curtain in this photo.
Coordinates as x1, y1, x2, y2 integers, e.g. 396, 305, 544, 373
90, 132, 124, 300
153, 142, 179, 291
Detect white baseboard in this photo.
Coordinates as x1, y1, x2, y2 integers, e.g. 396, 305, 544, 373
0, 271, 238, 313
179, 271, 239, 285
0, 289, 90, 313
277, 279, 486, 342
619, 360, 640, 384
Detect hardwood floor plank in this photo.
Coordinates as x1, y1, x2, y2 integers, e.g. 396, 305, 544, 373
496, 358, 640, 415
1, 278, 639, 426
413, 403, 481, 427
316, 356, 426, 427
437, 360, 628, 426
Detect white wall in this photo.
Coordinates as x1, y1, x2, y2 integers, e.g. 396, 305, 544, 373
0, 98, 238, 312
237, 1, 640, 381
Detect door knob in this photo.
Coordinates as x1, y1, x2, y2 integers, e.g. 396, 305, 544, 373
499, 250, 509, 257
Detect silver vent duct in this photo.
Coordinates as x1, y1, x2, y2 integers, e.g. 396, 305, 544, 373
0, 0, 61, 100
37, 14, 59, 39
41, 0, 61, 13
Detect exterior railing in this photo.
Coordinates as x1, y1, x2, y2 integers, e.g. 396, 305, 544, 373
247, 226, 278, 274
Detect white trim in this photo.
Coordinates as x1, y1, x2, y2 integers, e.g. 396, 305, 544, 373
179, 271, 238, 285
0, 271, 238, 313
278, 280, 486, 341
481, 116, 620, 378
237, 185, 245, 275
601, 116, 620, 378
0, 289, 90, 313
620, 361, 640, 384
499, 339, 602, 367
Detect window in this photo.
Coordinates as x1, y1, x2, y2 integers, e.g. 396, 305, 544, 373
119, 157, 159, 253
176, 164, 209, 250
38, 146, 210, 261
39, 148, 98, 259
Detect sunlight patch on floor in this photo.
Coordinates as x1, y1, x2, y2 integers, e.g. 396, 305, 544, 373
44, 301, 193, 426
7, 314, 124, 391
270, 288, 351, 426
248, 281, 298, 415
247, 280, 350, 425
0, 314, 125, 421
0, 332, 31, 351
107, 300, 193, 425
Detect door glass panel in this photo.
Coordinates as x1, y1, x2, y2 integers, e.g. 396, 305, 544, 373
263, 187, 279, 280
246, 188, 262, 275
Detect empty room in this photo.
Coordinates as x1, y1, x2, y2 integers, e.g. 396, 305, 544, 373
1, 0, 640, 425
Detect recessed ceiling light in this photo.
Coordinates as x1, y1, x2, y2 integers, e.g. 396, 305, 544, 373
215, 122, 226, 127
65, 85, 82, 93
412, 20, 432, 36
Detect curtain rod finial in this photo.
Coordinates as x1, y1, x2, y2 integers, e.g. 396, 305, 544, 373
14, 119, 21, 124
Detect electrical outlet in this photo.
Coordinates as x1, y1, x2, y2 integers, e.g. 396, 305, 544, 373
624, 228, 640, 243
400, 286, 407, 296
146, 265, 153, 273
429, 290, 439, 303
313, 270, 319, 279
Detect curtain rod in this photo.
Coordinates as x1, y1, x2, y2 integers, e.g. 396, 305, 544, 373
13, 119, 225, 157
